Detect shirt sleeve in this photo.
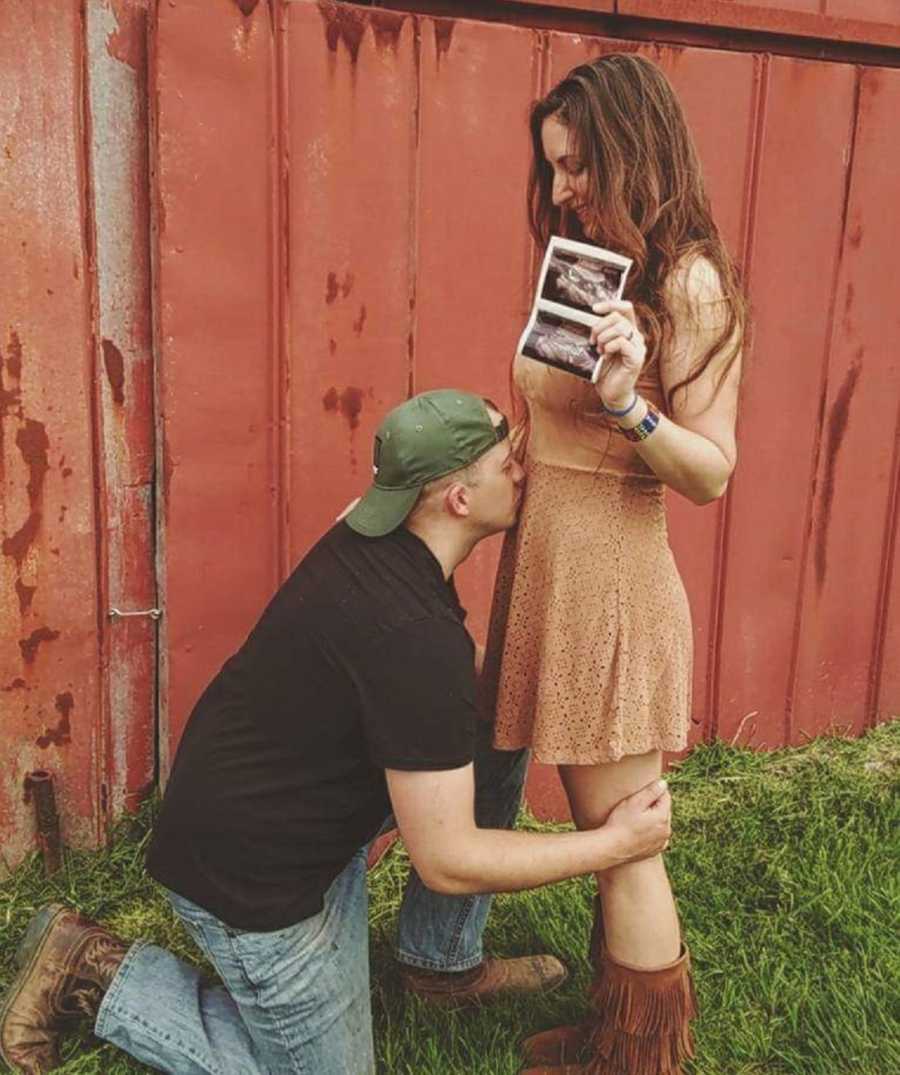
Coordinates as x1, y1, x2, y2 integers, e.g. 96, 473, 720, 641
354, 615, 477, 771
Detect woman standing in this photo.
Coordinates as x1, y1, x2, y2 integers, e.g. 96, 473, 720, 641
482, 54, 747, 1074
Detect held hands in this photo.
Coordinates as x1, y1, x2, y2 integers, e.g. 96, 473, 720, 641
590, 300, 647, 412
603, 778, 672, 866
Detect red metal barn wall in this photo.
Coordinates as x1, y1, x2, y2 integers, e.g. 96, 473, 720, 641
1, 1, 156, 869
2, 0, 898, 861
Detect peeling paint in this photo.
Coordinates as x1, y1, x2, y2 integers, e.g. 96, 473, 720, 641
0, 330, 24, 421
3, 513, 41, 568
36, 692, 73, 749
326, 272, 339, 304
323, 386, 365, 431
353, 305, 367, 336
325, 270, 354, 304
371, 10, 406, 53
18, 419, 50, 506
15, 578, 36, 615
234, 0, 261, 16
434, 18, 456, 62
101, 338, 126, 404
106, 0, 150, 71
320, 1, 367, 65
19, 627, 60, 665
2, 678, 27, 692
6, 330, 23, 379
3, 418, 49, 566
815, 352, 863, 588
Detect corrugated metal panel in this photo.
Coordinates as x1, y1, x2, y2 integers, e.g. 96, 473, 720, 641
285, 3, 416, 565
85, 0, 157, 817
149, 1, 899, 821
790, 64, 900, 742
0, 0, 157, 868
1, 3, 104, 861
716, 56, 858, 748
6, 0, 897, 857
151, 0, 283, 763
412, 14, 538, 642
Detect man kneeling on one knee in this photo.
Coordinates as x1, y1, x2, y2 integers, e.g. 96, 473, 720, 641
0, 390, 671, 1075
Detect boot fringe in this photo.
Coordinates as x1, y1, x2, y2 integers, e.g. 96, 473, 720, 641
585, 947, 698, 1075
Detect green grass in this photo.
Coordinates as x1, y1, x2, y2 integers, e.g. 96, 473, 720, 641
2, 723, 898, 1074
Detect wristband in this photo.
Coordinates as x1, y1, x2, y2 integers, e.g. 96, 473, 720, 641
602, 393, 638, 419
621, 403, 660, 442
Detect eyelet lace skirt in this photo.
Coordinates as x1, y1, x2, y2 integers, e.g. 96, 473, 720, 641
482, 460, 693, 765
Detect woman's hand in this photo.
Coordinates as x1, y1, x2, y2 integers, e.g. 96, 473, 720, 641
590, 300, 647, 411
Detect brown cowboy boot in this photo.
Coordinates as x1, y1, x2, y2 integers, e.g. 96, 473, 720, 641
400, 953, 567, 1010
0, 903, 129, 1075
521, 945, 698, 1075
519, 894, 604, 1067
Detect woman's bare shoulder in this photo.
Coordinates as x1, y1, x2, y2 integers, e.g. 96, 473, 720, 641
663, 252, 726, 313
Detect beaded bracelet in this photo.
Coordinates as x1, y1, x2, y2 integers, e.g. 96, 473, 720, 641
621, 403, 660, 442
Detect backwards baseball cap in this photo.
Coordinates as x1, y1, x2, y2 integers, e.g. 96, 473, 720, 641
345, 389, 509, 538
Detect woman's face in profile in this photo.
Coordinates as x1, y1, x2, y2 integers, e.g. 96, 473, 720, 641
541, 113, 590, 229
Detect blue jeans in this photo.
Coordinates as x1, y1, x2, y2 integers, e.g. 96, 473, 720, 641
96, 722, 528, 1074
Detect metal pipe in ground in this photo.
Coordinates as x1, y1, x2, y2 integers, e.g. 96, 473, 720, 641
25, 770, 63, 876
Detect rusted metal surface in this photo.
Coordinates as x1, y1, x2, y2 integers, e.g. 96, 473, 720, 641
285, 1, 416, 572
412, 14, 538, 642
4, 0, 899, 857
715, 56, 858, 749
617, 0, 900, 50
789, 64, 900, 742
0, 0, 157, 869
391, 2, 900, 58
149, 0, 900, 823
24, 771, 63, 876
85, 0, 157, 817
1, 2, 103, 865
150, 0, 284, 765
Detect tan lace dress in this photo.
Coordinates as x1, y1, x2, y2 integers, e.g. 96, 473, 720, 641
482, 353, 692, 764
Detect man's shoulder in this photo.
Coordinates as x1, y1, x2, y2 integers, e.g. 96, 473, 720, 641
285, 523, 457, 644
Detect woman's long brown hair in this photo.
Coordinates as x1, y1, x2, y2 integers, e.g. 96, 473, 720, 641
526, 53, 748, 414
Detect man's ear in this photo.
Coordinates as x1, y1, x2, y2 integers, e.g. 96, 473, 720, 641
444, 481, 471, 519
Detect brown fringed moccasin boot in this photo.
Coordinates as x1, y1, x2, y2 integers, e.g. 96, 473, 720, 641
0, 903, 129, 1075
521, 942, 698, 1075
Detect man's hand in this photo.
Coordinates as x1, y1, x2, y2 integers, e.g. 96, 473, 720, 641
386, 766, 673, 896
602, 779, 672, 867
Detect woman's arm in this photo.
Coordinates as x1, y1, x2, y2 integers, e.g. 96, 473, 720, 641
591, 257, 742, 505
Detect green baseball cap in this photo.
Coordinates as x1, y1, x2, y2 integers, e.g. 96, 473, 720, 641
346, 389, 509, 537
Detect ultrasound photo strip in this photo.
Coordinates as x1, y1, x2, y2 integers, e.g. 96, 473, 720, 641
518, 236, 633, 382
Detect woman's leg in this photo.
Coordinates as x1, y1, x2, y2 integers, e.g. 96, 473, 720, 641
522, 752, 697, 1072
559, 750, 681, 967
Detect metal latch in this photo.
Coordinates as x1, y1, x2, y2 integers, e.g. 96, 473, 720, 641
108, 607, 162, 620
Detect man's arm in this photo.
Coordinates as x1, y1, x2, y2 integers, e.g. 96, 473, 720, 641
386, 764, 670, 896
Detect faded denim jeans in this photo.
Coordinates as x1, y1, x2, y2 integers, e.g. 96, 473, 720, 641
95, 721, 528, 1074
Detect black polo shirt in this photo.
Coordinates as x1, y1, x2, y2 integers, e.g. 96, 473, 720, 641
146, 522, 477, 931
